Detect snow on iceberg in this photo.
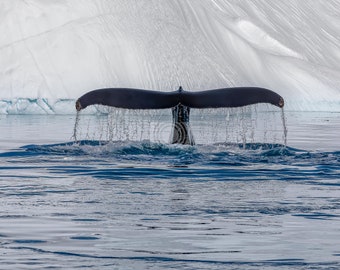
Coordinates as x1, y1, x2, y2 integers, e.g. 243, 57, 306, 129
1, 0, 340, 114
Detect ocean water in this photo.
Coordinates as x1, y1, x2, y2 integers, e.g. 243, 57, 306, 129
0, 111, 340, 269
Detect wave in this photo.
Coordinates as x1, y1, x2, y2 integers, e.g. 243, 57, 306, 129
2, 139, 339, 210
1, 140, 339, 182
6, 140, 288, 156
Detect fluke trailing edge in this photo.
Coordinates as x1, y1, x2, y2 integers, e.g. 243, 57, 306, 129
75, 86, 284, 145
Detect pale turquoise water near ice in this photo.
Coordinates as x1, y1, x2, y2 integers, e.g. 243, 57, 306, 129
0, 111, 340, 269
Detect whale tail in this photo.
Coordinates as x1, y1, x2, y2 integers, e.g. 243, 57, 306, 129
75, 87, 284, 145
75, 86, 284, 111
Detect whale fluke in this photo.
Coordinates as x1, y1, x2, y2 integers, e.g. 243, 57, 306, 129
75, 87, 284, 111
75, 87, 284, 145
181, 87, 284, 109
76, 88, 179, 111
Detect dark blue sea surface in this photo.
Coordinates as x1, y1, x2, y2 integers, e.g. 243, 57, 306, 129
0, 112, 340, 269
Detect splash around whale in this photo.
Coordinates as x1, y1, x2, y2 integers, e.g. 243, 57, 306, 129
75, 87, 284, 145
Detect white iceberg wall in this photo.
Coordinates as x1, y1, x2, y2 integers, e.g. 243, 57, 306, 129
1, 0, 340, 114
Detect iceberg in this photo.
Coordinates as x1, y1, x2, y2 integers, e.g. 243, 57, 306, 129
1, 0, 340, 114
